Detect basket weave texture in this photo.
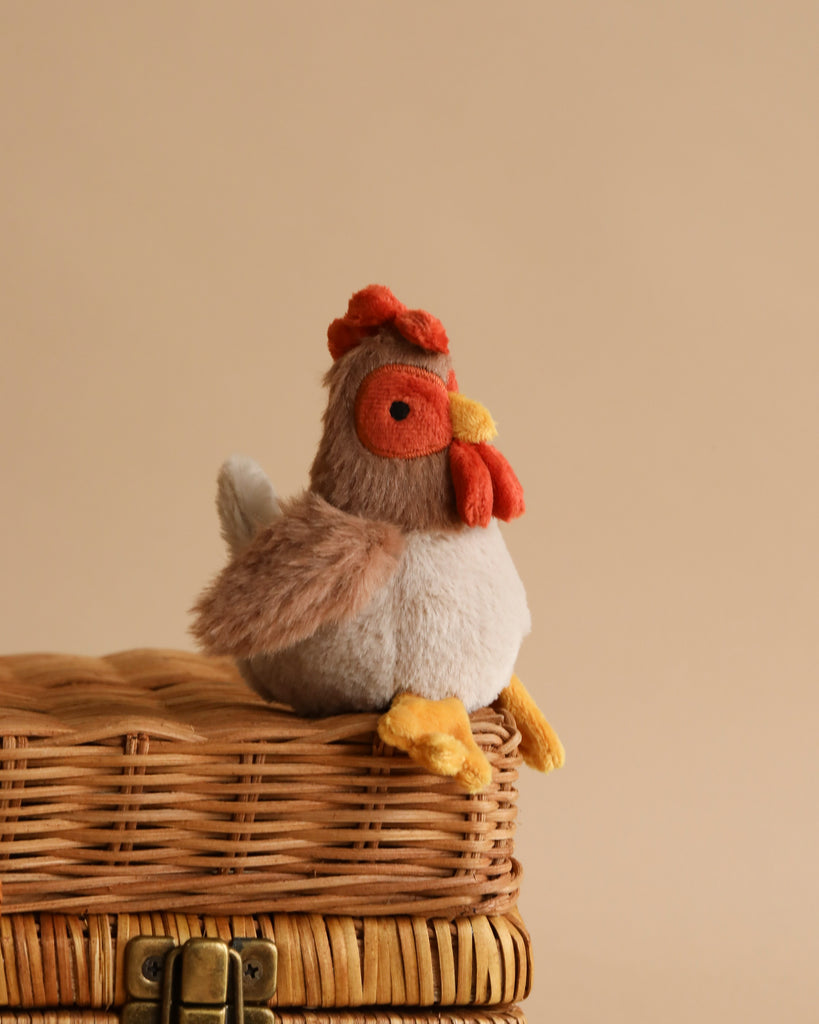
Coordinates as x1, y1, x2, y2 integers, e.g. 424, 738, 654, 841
1, 1012, 525, 1024
0, 909, 531, 1012
0, 650, 522, 919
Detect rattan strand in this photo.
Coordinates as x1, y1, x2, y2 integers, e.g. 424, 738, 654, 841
0, 1015, 119, 1024
0, 651, 522, 919
1, 1012, 526, 1023
272, 1009, 527, 1022
0, 911, 531, 1011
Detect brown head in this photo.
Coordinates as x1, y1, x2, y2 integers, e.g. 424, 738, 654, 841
309, 285, 525, 532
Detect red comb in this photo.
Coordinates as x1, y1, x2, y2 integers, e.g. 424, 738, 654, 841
328, 285, 449, 360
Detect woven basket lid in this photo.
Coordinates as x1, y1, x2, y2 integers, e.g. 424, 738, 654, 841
0, 649, 523, 918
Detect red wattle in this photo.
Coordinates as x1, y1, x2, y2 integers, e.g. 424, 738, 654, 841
477, 443, 525, 521
450, 440, 494, 527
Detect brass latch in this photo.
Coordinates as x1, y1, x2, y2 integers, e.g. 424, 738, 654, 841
123, 936, 277, 1024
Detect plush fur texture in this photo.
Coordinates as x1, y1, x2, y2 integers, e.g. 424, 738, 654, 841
449, 439, 495, 528
192, 285, 564, 789
449, 439, 526, 528
495, 674, 565, 772
354, 363, 453, 459
236, 520, 530, 716
449, 392, 497, 444
327, 284, 449, 361
310, 332, 462, 532
192, 491, 405, 658
216, 455, 281, 556
377, 693, 493, 793
392, 307, 449, 354
476, 442, 526, 522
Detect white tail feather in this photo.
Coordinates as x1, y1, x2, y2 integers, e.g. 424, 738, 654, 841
216, 455, 280, 555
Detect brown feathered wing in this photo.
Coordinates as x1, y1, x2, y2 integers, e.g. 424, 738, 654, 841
192, 491, 405, 658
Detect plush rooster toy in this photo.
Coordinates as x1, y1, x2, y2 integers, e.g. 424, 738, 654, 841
192, 285, 564, 791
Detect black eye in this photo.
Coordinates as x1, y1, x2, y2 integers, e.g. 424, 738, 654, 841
390, 400, 410, 421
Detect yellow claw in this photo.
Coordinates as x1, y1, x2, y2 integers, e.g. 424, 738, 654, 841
377, 693, 493, 793
495, 674, 565, 772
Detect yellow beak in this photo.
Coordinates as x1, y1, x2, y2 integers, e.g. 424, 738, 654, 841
449, 392, 498, 444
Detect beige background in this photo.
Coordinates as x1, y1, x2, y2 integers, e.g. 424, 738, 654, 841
2, 2, 817, 1020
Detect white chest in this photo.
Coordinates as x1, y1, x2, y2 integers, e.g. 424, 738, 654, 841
246, 520, 530, 715
383, 523, 531, 709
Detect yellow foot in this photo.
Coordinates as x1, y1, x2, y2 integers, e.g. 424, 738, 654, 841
495, 674, 565, 773
377, 693, 493, 793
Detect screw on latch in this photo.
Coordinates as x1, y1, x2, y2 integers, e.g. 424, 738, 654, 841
243, 959, 262, 980
142, 956, 164, 982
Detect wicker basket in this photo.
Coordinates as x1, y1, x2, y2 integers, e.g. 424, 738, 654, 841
0, 650, 532, 1023
0, 910, 531, 1013
0, 1012, 526, 1023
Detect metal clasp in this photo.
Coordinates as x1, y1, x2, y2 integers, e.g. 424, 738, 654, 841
123, 936, 277, 1024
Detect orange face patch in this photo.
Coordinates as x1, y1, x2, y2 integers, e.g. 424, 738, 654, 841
354, 364, 453, 459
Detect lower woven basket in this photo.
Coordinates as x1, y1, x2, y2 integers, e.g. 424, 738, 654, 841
0, 910, 530, 1022
0, 650, 534, 1022
0, 1010, 527, 1024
